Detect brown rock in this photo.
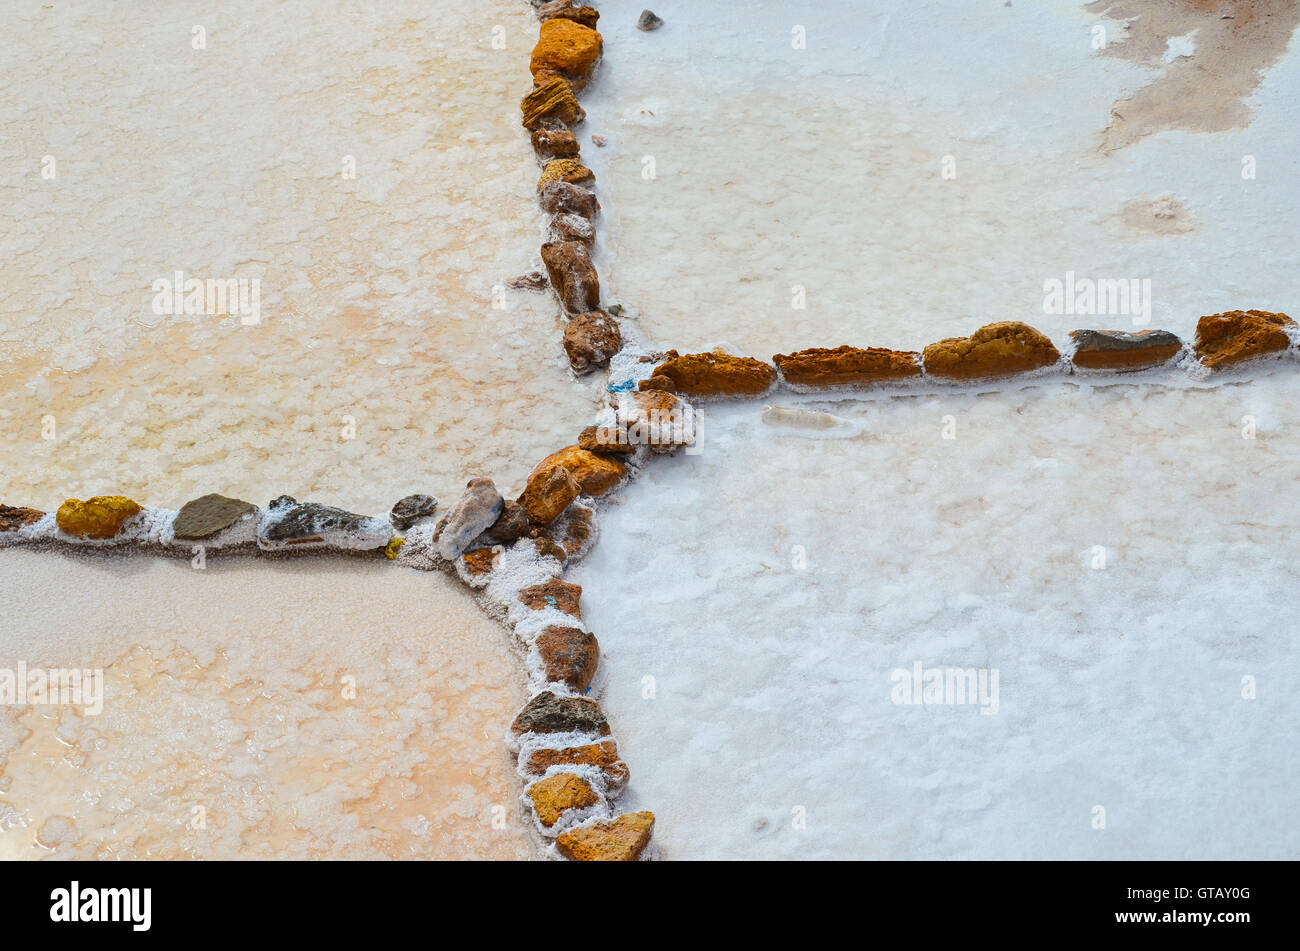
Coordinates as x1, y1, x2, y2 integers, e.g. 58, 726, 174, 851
472, 500, 532, 547
521, 77, 585, 130
508, 271, 549, 291
773, 345, 922, 387
537, 0, 600, 29
524, 740, 629, 792
540, 241, 600, 315
538, 157, 594, 191
0, 504, 44, 532
173, 492, 258, 540
533, 535, 569, 562
639, 373, 674, 392
1193, 310, 1295, 370
510, 690, 610, 736
519, 578, 584, 618
536, 625, 599, 690
1069, 329, 1183, 371
55, 495, 142, 540
530, 18, 603, 92
530, 127, 580, 159
531, 446, 625, 496
642, 351, 776, 397
462, 548, 499, 576
518, 464, 581, 526
539, 179, 599, 218
528, 773, 602, 828
549, 212, 595, 246
557, 505, 594, 557
922, 321, 1061, 382
555, 812, 654, 862
563, 310, 621, 373
578, 425, 636, 455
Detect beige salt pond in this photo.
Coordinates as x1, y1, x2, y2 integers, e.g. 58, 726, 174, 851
0, 548, 540, 860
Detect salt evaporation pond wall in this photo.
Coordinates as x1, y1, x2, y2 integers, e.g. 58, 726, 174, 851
572, 382, 1300, 860
581, 0, 1300, 355
0, 549, 538, 860
0, 0, 599, 513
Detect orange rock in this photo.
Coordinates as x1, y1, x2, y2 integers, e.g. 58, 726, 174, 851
530, 18, 603, 91
461, 548, 499, 576
531, 446, 624, 496
922, 321, 1061, 382
536, 625, 599, 690
641, 351, 776, 397
524, 740, 629, 792
1193, 310, 1294, 370
528, 773, 602, 828
55, 495, 142, 539
519, 579, 583, 618
773, 345, 921, 386
518, 464, 581, 526
555, 812, 655, 861
520, 77, 585, 129
538, 157, 594, 191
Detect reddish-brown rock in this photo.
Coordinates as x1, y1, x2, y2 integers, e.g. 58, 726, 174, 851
518, 464, 581, 526
578, 425, 635, 455
549, 212, 595, 246
536, 625, 599, 691
521, 77, 585, 129
539, 179, 599, 219
540, 240, 600, 315
519, 578, 583, 618
530, 127, 580, 159
563, 310, 621, 373
641, 351, 776, 397
530, 18, 603, 92
773, 345, 922, 386
922, 321, 1061, 382
524, 740, 629, 792
1069, 329, 1183, 371
528, 773, 602, 828
530, 446, 624, 496
1193, 310, 1295, 370
537, 0, 600, 29
555, 812, 654, 861
0, 504, 44, 532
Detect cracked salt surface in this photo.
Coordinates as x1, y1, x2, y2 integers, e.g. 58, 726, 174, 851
572, 380, 1300, 859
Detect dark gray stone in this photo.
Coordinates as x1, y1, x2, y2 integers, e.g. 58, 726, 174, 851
636, 9, 664, 31
510, 690, 610, 736
260, 495, 390, 549
390, 493, 438, 530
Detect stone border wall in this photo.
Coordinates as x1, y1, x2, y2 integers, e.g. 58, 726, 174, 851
2, 1, 1295, 862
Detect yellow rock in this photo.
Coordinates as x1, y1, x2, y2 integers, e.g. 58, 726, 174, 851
531, 446, 624, 496
527, 773, 601, 828
518, 463, 581, 525
55, 495, 142, 539
538, 158, 594, 192
555, 811, 654, 861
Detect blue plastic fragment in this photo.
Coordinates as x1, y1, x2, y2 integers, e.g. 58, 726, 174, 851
608, 379, 636, 392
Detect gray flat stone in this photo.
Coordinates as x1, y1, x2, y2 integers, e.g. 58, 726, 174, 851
173, 493, 256, 540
